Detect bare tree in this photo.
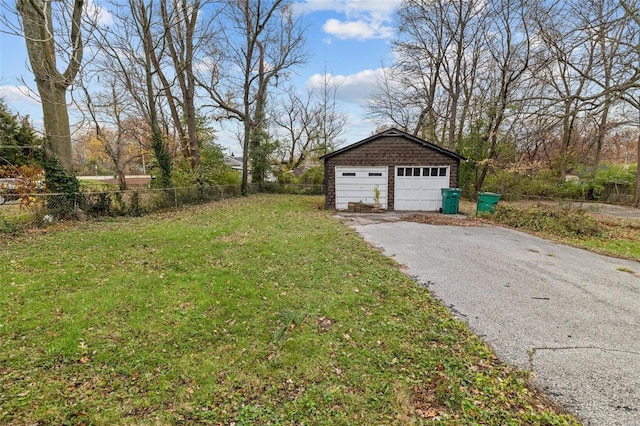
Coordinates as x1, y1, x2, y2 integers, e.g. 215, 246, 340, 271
618, 0, 640, 206
129, 0, 172, 187
273, 85, 313, 167
473, 0, 532, 190
86, 0, 173, 186
198, 0, 308, 194
309, 71, 347, 157
528, 0, 640, 185
15, 0, 84, 172
531, 1, 597, 182
439, 0, 485, 150
77, 70, 147, 190
371, 0, 640, 195
391, 0, 448, 141
273, 74, 346, 171
366, 66, 420, 135
155, 0, 219, 169
581, 0, 634, 181
373, 0, 486, 148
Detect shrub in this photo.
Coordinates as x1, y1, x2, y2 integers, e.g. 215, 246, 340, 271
491, 204, 603, 238
298, 165, 324, 185
480, 163, 637, 202
82, 192, 114, 217
172, 144, 242, 188
482, 171, 588, 200
42, 156, 80, 218
127, 191, 146, 216
274, 164, 324, 186
0, 215, 21, 234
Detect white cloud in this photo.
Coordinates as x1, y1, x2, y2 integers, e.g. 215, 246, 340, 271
307, 68, 387, 104
296, 0, 400, 41
0, 85, 44, 130
0, 85, 40, 107
322, 18, 393, 40
296, 0, 401, 15
87, 0, 114, 27
303, 68, 390, 144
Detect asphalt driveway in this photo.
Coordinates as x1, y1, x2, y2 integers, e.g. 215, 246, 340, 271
351, 220, 640, 426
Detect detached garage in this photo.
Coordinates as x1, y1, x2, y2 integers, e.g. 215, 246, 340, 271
322, 128, 466, 211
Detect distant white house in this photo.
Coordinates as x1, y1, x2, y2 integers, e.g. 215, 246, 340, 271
223, 155, 277, 183
223, 155, 244, 172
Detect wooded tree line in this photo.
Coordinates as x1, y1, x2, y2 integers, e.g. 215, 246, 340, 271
5, 0, 326, 193
369, 0, 640, 200
4, 0, 640, 201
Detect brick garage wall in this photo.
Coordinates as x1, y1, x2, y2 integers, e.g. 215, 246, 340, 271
324, 136, 460, 210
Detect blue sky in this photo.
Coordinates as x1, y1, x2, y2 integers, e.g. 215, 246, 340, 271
0, 0, 401, 153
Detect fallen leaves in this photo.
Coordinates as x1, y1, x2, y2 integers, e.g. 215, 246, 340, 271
315, 316, 333, 332
412, 384, 450, 421
405, 214, 483, 227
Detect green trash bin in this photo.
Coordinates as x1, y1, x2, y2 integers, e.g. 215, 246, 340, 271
441, 188, 461, 214
477, 192, 501, 214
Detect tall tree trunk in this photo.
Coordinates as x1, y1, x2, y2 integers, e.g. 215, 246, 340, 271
250, 41, 269, 185
592, 102, 610, 180
132, 0, 171, 187
241, 120, 250, 195
36, 82, 74, 171
558, 102, 574, 183
447, 93, 459, 150
184, 76, 200, 168
17, 0, 84, 172
635, 108, 640, 207
181, 0, 201, 168
157, 0, 201, 168
151, 61, 190, 160
116, 169, 127, 190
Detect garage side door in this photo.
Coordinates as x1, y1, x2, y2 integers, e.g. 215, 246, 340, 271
395, 166, 449, 211
335, 166, 388, 209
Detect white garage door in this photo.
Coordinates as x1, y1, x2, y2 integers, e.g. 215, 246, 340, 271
335, 166, 388, 209
395, 166, 449, 211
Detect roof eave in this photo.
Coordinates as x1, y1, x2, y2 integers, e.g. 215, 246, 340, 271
320, 128, 466, 161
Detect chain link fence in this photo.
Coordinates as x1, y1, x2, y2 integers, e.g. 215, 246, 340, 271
0, 185, 247, 234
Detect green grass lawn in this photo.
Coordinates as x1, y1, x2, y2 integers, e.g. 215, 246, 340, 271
1, 195, 578, 425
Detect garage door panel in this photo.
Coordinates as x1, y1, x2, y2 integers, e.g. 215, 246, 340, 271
335, 166, 388, 209
395, 166, 449, 211
337, 189, 387, 199
335, 177, 386, 185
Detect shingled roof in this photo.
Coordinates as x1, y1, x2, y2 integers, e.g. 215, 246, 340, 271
320, 128, 466, 161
